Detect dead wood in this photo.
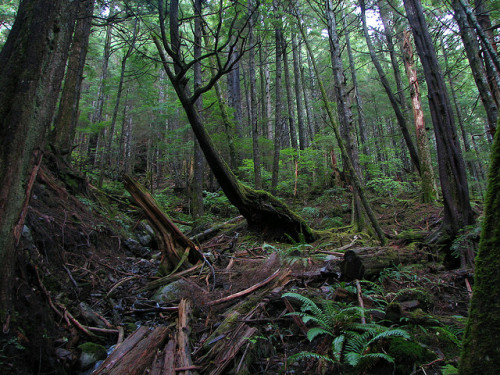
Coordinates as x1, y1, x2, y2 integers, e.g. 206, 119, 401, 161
190, 215, 244, 243
93, 325, 170, 375
341, 246, 427, 280
123, 175, 203, 273
140, 263, 203, 292
176, 299, 195, 375
206, 268, 282, 306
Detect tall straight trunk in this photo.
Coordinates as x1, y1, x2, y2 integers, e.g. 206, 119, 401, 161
451, 0, 498, 138
359, 0, 421, 174
51, 0, 95, 158
227, 51, 244, 137
402, 30, 437, 203
403, 0, 474, 239
295, 5, 386, 245
474, 0, 500, 108
300, 44, 315, 144
0, 0, 77, 320
271, 26, 284, 194
263, 44, 273, 140
291, 34, 307, 150
282, 36, 298, 151
325, 0, 363, 230
191, 0, 205, 219
442, 43, 486, 194
342, 10, 369, 157
98, 17, 139, 188
88, 20, 113, 167
248, 1, 262, 189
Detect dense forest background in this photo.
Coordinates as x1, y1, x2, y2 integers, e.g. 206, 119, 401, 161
1, 0, 500, 374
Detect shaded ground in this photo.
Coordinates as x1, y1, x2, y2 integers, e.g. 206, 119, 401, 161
0, 169, 476, 375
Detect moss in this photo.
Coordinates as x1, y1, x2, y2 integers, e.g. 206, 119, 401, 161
459, 122, 500, 374
78, 342, 107, 359
388, 337, 436, 374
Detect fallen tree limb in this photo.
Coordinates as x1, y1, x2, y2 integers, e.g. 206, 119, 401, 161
190, 215, 244, 243
124, 175, 204, 273
206, 268, 282, 306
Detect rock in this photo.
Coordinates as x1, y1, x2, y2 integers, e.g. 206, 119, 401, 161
78, 342, 108, 370
152, 279, 191, 303
138, 234, 153, 247
124, 238, 150, 258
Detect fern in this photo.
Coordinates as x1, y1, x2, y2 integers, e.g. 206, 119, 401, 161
287, 351, 335, 364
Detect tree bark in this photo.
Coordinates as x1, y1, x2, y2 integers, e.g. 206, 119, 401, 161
359, 0, 421, 174
451, 0, 498, 139
0, 0, 77, 321
459, 104, 500, 374
401, 30, 437, 203
248, 1, 262, 189
403, 0, 474, 239
51, 0, 95, 158
325, 0, 364, 230
291, 33, 307, 150
271, 23, 284, 194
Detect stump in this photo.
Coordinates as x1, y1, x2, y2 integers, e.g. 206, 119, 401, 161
340, 246, 427, 280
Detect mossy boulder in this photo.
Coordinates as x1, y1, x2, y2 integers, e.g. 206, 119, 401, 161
78, 342, 107, 370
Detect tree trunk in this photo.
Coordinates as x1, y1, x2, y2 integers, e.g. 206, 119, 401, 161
291, 34, 307, 150
153, 1, 316, 242
248, 2, 262, 189
325, 0, 363, 231
295, 5, 386, 245
403, 0, 474, 239
401, 30, 437, 203
459, 104, 500, 374
360, 0, 421, 174
98, 17, 139, 188
88, 19, 113, 167
342, 10, 369, 159
191, 0, 205, 219
51, 0, 95, 158
0, 0, 77, 321
282, 36, 298, 151
271, 24, 284, 194
451, 0, 498, 139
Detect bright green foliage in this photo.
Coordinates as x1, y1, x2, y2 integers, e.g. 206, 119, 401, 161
283, 292, 410, 372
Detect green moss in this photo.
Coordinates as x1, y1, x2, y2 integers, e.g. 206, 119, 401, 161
78, 342, 107, 360
388, 337, 436, 374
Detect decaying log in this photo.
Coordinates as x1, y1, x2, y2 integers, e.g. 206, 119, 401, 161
123, 175, 203, 273
177, 299, 195, 375
198, 268, 291, 375
341, 246, 427, 281
93, 326, 169, 375
190, 215, 244, 243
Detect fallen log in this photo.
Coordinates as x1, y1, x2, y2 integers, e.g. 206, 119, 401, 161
340, 246, 427, 281
92, 326, 169, 375
123, 175, 204, 273
176, 299, 195, 375
190, 215, 244, 243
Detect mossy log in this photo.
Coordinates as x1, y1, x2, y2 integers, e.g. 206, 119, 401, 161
341, 246, 427, 280
123, 175, 203, 273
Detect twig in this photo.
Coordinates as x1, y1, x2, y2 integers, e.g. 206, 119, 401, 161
283, 298, 309, 337
206, 269, 282, 306
106, 275, 140, 297
465, 278, 473, 298
356, 280, 366, 324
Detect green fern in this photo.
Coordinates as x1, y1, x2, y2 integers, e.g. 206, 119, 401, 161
283, 291, 411, 373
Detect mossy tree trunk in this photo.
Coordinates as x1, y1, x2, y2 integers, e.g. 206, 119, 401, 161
153, 1, 316, 242
459, 125, 500, 373
0, 0, 77, 321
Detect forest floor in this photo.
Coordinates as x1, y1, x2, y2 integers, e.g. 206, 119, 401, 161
0, 165, 479, 375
